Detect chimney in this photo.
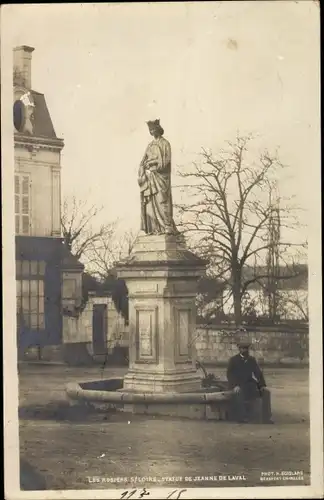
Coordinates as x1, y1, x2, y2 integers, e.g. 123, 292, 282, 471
13, 45, 35, 89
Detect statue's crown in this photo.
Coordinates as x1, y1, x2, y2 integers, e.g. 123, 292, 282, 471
146, 119, 160, 127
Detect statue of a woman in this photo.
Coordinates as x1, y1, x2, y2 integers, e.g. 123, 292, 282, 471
138, 119, 178, 235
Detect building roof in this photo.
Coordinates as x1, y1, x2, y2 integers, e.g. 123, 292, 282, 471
16, 236, 64, 262
15, 236, 84, 271
30, 90, 58, 139
13, 45, 62, 142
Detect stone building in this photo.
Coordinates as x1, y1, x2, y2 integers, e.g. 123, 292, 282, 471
13, 45, 84, 356
63, 291, 129, 363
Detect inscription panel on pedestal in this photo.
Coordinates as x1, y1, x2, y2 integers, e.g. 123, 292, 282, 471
135, 307, 158, 363
130, 282, 159, 297
174, 306, 193, 362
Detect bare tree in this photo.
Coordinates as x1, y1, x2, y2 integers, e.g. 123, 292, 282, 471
61, 195, 137, 278
277, 289, 308, 322
86, 227, 138, 281
176, 134, 306, 326
61, 196, 115, 260
86, 227, 137, 322
195, 276, 227, 324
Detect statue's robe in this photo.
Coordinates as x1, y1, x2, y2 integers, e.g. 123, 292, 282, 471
138, 136, 177, 235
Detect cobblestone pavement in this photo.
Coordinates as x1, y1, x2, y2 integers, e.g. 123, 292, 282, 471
18, 364, 310, 491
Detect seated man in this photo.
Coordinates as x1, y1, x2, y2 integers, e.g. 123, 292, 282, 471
226, 336, 273, 424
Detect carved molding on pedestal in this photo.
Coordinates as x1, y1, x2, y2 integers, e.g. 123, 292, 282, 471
173, 306, 193, 363
135, 306, 158, 363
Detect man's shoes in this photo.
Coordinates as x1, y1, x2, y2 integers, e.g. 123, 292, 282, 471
237, 418, 249, 423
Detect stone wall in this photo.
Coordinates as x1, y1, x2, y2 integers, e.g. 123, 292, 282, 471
195, 325, 309, 366
62, 294, 128, 351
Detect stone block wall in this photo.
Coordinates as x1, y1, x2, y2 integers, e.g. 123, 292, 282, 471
62, 294, 128, 351
106, 302, 128, 350
195, 325, 309, 366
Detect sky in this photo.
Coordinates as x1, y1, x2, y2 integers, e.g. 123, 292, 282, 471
3, 1, 320, 243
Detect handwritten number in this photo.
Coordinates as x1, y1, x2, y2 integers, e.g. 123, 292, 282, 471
121, 490, 137, 499
167, 489, 187, 499
121, 487, 185, 499
120, 489, 150, 499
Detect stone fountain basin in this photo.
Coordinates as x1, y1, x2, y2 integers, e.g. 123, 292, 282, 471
66, 378, 232, 405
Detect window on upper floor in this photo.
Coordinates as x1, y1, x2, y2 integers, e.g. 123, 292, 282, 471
15, 173, 31, 235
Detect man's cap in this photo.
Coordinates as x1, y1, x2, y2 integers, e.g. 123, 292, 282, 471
237, 339, 251, 347
235, 327, 252, 347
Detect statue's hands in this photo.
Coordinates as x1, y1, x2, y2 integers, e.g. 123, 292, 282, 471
138, 165, 147, 184
146, 158, 158, 168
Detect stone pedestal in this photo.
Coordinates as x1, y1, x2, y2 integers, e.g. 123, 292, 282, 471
116, 233, 207, 393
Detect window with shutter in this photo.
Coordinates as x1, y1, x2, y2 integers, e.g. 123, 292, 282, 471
22, 176, 29, 194
15, 195, 20, 214
15, 215, 20, 234
14, 173, 31, 235
22, 215, 29, 235
22, 196, 29, 214
15, 175, 20, 194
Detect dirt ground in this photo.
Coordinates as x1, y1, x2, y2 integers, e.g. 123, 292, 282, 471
18, 363, 310, 491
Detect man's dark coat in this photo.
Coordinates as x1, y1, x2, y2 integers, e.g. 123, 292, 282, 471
227, 353, 266, 400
